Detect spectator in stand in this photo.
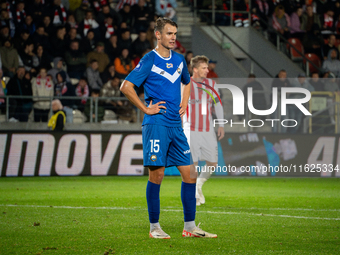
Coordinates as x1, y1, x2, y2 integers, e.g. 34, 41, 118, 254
48, 99, 66, 131
65, 27, 81, 47
20, 42, 37, 75
119, 3, 134, 29
146, 20, 156, 48
50, 26, 67, 58
173, 40, 186, 54
31, 25, 51, 53
201, 0, 229, 26
322, 9, 335, 32
271, 69, 291, 132
84, 89, 105, 122
80, 29, 96, 54
75, 77, 89, 112
0, 11, 15, 39
289, 73, 314, 133
42, 15, 54, 37
117, 28, 132, 52
302, 23, 323, 58
207, 60, 218, 79
86, 59, 103, 91
101, 75, 122, 112
86, 42, 110, 73
78, 10, 100, 40
322, 34, 338, 60
114, 48, 135, 79
27, 0, 45, 25
131, 30, 151, 59
322, 49, 340, 77
48, 0, 68, 27
116, 0, 138, 11
100, 63, 116, 84
6, 66, 32, 122
20, 15, 36, 36
100, 15, 115, 41
0, 26, 11, 46
310, 71, 325, 91
253, 0, 274, 30
316, 0, 330, 16
48, 57, 70, 84
66, 14, 78, 31
131, 0, 151, 33
155, 0, 177, 22
185, 51, 193, 65
12, 0, 26, 27
64, 40, 87, 79
13, 29, 30, 56
242, 73, 267, 119
268, 5, 291, 41
0, 39, 19, 78
75, 0, 92, 24
31, 67, 54, 122
96, 4, 122, 29
290, 7, 305, 39
54, 70, 76, 123
32, 45, 52, 71
301, 5, 322, 33
105, 34, 119, 63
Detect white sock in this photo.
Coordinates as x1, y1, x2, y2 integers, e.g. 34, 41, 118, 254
150, 222, 160, 232
184, 221, 196, 231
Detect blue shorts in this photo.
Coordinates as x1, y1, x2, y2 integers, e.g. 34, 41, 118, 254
142, 124, 192, 167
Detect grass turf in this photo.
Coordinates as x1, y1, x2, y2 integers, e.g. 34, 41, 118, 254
0, 176, 339, 254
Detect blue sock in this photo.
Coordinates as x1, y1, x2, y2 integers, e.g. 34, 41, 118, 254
181, 181, 196, 222
146, 181, 160, 223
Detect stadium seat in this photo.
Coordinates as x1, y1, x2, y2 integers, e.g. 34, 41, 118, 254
73, 109, 86, 123
103, 110, 117, 121
0, 114, 5, 122
287, 38, 304, 61
304, 53, 321, 74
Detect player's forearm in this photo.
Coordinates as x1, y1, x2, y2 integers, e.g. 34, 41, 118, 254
120, 80, 148, 113
181, 82, 190, 107
215, 102, 224, 127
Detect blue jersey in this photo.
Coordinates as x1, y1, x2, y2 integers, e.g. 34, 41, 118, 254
126, 49, 190, 127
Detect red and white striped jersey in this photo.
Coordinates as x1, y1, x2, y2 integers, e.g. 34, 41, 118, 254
183, 78, 219, 132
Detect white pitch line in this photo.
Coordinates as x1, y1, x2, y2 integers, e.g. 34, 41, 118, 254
212, 207, 340, 212
1, 204, 339, 221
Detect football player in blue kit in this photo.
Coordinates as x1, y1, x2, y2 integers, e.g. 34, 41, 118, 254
120, 17, 217, 239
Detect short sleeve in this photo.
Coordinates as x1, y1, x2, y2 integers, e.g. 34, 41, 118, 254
181, 56, 190, 85
125, 53, 154, 88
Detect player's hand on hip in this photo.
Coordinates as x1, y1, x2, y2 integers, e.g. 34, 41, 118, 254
179, 103, 187, 117
146, 100, 166, 115
217, 127, 225, 140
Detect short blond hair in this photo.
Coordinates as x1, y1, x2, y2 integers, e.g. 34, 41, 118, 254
190, 55, 209, 69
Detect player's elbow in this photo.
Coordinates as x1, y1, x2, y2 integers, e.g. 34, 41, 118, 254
120, 80, 128, 94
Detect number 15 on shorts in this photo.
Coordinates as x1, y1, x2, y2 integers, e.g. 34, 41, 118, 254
150, 139, 160, 153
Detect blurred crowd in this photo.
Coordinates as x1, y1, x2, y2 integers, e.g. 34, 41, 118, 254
0, 0, 183, 123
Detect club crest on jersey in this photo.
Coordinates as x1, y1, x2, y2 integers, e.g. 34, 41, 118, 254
150, 155, 157, 161
177, 68, 181, 74
166, 63, 173, 68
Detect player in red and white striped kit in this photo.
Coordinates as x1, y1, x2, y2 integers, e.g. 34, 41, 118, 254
182, 55, 225, 206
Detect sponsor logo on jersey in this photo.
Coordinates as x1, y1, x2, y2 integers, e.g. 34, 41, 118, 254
183, 149, 190, 154
160, 71, 165, 75
150, 155, 157, 161
166, 63, 173, 68
177, 68, 181, 74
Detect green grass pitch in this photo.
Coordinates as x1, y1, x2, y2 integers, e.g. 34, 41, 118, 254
0, 176, 339, 254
